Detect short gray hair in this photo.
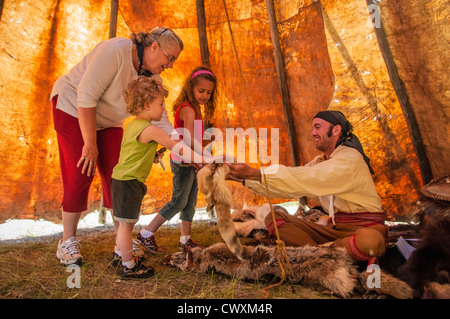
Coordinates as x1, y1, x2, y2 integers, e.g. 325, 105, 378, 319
131, 27, 184, 50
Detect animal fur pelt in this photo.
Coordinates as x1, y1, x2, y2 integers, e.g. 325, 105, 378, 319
396, 198, 450, 298
231, 203, 330, 240
163, 243, 413, 299
164, 242, 357, 298
231, 204, 271, 239
197, 163, 244, 259
358, 266, 413, 299
294, 206, 328, 223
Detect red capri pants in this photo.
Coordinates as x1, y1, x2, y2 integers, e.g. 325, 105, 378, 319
51, 95, 123, 212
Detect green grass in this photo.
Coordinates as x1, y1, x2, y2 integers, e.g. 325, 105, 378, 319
0, 222, 338, 299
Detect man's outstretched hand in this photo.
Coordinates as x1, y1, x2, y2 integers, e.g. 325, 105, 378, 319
225, 163, 261, 182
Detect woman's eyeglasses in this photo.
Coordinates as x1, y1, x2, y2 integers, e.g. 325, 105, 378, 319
157, 42, 176, 64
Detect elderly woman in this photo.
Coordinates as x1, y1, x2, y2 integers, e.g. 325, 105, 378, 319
51, 27, 183, 266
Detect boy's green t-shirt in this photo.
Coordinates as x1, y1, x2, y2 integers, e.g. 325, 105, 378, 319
112, 118, 158, 183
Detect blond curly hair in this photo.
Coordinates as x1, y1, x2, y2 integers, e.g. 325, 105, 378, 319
123, 76, 168, 116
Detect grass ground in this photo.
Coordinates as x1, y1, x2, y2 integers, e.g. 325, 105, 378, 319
0, 222, 340, 299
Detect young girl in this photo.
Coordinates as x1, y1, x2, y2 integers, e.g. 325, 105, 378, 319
137, 66, 217, 253
111, 76, 213, 278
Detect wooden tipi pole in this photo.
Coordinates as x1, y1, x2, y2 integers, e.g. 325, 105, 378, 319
109, 0, 119, 39
99, 0, 120, 224
196, 0, 210, 67
265, 0, 300, 167
366, 0, 432, 184
265, 0, 307, 208
0, 0, 5, 21
196, 0, 215, 129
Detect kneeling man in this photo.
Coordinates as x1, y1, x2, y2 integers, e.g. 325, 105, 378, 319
227, 110, 387, 265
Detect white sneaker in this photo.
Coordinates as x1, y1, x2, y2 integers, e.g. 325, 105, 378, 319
56, 236, 82, 266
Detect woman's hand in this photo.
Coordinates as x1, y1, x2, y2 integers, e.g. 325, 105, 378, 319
77, 107, 98, 177
77, 143, 98, 177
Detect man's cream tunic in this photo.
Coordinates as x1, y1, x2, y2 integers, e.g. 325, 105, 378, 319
245, 145, 383, 220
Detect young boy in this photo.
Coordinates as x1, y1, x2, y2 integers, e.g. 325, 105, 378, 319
111, 76, 214, 278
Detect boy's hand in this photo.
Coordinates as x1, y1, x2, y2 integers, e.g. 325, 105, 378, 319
154, 147, 167, 163
154, 151, 164, 163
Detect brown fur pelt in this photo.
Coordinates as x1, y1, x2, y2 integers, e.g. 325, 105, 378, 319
294, 206, 328, 222
397, 198, 450, 298
197, 163, 244, 259
163, 242, 413, 299
422, 282, 450, 299
230, 204, 327, 240
231, 204, 271, 239
358, 267, 413, 299
163, 242, 357, 298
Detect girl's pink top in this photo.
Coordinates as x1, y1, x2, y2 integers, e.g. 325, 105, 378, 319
171, 100, 204, 163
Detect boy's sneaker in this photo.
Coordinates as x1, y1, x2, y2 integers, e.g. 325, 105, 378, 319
56, 236, 82, 266
111, 240, 146, 267
119, 260, 154, 279
179, 238, 201, 250
137, 233, 163, 253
